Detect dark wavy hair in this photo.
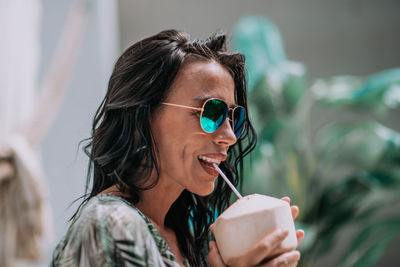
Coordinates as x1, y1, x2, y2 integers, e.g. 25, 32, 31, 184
78, 29, 257, 266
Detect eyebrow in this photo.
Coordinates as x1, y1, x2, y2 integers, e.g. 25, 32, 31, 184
192, 95, 237, 108
192, 95, 210, 102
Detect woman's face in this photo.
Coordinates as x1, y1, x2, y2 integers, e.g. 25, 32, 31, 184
151, 60, 237, 196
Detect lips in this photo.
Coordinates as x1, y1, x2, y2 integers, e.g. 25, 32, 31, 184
198, 155, 221, 165
197, 154, 227, 176
198, 159, 219, 176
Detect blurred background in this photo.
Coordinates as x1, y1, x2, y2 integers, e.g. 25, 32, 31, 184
1, 0, 399, 266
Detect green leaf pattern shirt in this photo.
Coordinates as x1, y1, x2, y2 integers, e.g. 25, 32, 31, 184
50, 194, 188, 266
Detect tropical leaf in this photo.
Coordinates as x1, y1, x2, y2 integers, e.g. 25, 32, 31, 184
232, 16, 287, 91
314, 68, 400, 114
339, 217, 400, 267
233, 15, 400, 267
312, 76, 362, 104
282, 65, 308, 111
354, 68, 400, 106
314, 122, 399, 173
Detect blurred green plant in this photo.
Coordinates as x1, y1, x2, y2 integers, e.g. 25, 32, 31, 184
232, 16, 400, 267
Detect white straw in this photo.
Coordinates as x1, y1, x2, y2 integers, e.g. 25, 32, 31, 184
213, 163, 243, 199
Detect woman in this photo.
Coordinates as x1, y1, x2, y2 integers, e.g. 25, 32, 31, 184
51, 29, 304, 267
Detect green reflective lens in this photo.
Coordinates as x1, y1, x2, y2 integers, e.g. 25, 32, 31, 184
201, 99, 228, 133
233, 106, 245, 138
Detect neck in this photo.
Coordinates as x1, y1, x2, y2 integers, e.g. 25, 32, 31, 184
135, 175, 183, 229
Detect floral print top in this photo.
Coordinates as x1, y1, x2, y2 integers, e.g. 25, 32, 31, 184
50, 194, 190, 267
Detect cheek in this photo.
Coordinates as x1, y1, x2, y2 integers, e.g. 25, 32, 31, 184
152, 111, 206, 167
154, 117, 190, 159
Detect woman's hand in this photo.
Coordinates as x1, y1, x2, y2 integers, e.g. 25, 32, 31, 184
208, 197, 304, 267
208, 229, 301, 267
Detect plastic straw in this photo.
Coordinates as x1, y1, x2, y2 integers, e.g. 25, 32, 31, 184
213, 163, 243, 199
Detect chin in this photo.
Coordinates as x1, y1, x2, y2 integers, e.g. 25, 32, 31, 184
193, 183, 215, 196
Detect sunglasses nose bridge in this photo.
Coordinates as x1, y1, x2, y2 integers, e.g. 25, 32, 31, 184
219, 104, 234, 134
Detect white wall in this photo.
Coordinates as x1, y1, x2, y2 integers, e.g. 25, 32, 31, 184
40, 0, 119, 264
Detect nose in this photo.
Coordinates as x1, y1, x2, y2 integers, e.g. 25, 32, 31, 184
213, 118, 237, 146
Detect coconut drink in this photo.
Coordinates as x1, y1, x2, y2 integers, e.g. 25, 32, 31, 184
211, 164, 297, 265
211, 194, 297, 265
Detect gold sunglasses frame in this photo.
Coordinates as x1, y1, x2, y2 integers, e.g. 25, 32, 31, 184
161, 98, 245, 135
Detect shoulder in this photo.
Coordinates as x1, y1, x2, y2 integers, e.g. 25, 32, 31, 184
67, 194, 154, 243
81, 194, 149, 235
51, 194, 160, 266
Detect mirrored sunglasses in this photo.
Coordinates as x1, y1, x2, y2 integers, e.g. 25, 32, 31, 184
162, 98, 245, 138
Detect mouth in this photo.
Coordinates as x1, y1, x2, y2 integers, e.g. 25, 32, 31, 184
198, 155, 221, 176
198, 155, 221, 166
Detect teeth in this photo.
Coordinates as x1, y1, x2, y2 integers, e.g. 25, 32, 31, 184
198, 155, 221, 165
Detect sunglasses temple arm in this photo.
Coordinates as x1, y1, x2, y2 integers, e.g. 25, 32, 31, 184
161, 102, 202, 111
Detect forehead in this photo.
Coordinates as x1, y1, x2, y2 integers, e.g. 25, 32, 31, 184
167, 60, 236, 105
